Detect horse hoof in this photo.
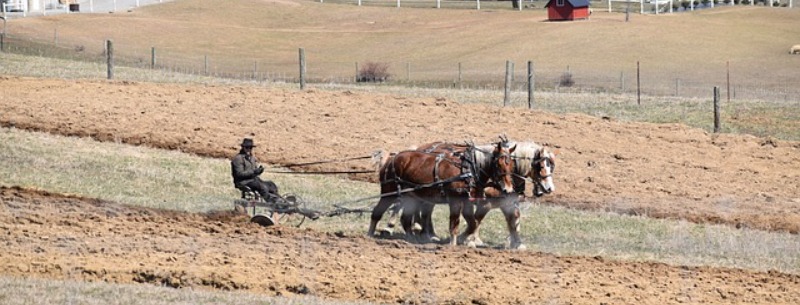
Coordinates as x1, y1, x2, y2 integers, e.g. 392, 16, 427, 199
466, 238, 484, 248
412, 223, 423, 233
378, 231, 393, 238
469, 238, 485, 247
513, 244, 527, 250
422, 235, 441, 243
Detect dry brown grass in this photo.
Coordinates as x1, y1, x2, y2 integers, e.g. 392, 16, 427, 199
6, 1, 800, 88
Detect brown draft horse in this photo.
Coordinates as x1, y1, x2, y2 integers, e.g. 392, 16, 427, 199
367, 141, 516, 246
388, 140, 556, 249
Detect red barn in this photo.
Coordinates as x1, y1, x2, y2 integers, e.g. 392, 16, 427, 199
545, 0, 591, 21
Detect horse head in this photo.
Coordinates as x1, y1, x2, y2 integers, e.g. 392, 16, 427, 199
531, 147, 557, 197
491, 140, 517, 195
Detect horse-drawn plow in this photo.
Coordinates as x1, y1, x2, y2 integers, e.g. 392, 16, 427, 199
234, 190, 373, 228
233, 138, 555, 251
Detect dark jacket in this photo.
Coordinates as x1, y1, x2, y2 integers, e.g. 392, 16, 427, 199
231, 149, 260, 188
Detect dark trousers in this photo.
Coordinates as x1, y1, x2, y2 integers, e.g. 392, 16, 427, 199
243, 177, 279, 201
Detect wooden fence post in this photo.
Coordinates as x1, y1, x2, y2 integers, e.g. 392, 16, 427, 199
299, 48, 306, 90
511, 62, 515, 83
504, 60, 512, 107
0, 15, 6, 52
406, 62, 411, 81
253, 61, 258, 79
151, 47, 156, 69
726, 61, 731, 104
458, 62, 462, 89
204, 55, 209, 75
713, 86, 721, 133
106, 40, 114, 80
620, 71, 625, 92
636, 61, 641, 105
527, 60, 534, 109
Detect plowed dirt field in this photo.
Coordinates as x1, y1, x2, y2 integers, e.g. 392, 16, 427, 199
1, 76, 799, 304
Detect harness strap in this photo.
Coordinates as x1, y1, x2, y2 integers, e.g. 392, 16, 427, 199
282, 154, 375, 168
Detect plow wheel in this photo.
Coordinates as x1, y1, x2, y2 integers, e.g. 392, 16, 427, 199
250, 214, 275, 227
276, 194, 306, 228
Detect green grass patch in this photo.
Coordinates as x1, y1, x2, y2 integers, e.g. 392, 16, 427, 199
417, 202, 800, 274
0, 127, 376, 215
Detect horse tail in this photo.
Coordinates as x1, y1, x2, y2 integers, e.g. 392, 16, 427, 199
371, 150, 394, 173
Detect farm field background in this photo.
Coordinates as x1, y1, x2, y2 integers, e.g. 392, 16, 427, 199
4, 0, 800, 99
1, 0, 799, 304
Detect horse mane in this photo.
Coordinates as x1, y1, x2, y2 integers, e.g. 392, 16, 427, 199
508, 141, 544, 176
472, 143, 497, 169
374, 140, 549, 175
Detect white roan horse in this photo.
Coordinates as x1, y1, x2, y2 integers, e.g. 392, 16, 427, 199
467, 141, 556, 249
379, 140, 556, 249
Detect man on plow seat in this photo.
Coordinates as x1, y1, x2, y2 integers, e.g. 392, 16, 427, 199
231, 137, 280, 201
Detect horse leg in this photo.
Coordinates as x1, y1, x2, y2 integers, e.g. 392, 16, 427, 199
458, 199, 478, 245
419, 202, 440, 243
501, 198, 525, 250
368, 196, 395, 237
447, 200, 463, 246
399, 197, 421, 241
413, 205, 424, 234
466, 201, 491, 248
380, 202, 402, 235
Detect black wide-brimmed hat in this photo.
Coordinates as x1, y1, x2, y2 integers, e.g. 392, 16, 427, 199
240, 138, 256, 148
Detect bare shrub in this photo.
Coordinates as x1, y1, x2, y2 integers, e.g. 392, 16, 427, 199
357, 62, 391, 83
559, 71, 574, 87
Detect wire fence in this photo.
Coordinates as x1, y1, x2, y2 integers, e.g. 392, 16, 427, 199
311, 0, 795, 12
1, 30, 799, 104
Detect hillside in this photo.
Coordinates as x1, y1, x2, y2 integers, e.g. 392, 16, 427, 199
5, 0, 800, 87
